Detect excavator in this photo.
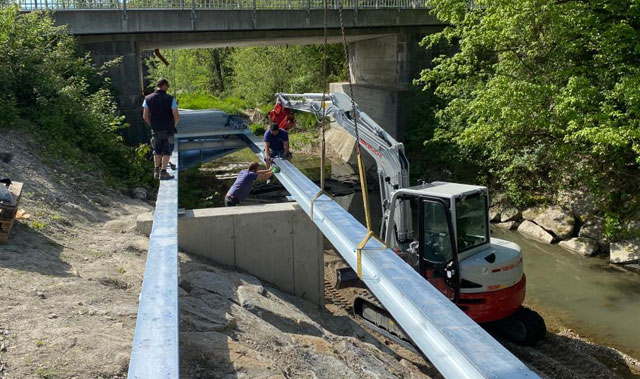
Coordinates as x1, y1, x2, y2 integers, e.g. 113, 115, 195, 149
272, 91, 547, 346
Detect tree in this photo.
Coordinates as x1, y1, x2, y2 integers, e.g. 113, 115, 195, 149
418, 0, 640, 216
230, 44, 346, 105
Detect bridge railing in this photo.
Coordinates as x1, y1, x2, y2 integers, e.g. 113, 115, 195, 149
15, 0, 428, 10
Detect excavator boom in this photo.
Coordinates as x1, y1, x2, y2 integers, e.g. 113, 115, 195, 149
275, 92, 413, 242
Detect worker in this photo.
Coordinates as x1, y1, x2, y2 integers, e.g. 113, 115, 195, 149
143, 78, 179, 180
225, 162, 273, 207
263, 123, 292, 169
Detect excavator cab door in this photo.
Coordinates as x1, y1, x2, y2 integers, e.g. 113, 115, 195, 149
418, 197, 460, 302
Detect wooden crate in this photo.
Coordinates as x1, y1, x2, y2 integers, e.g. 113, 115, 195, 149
0, 181, 23, 244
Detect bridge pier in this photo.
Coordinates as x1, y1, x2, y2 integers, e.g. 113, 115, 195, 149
331, 33, 439, 141
78, 37, 148, 144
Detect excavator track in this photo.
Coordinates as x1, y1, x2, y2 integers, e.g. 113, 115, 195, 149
324, 279, 420, 355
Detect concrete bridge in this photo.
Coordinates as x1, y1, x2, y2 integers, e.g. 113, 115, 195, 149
19, 0, 446, 143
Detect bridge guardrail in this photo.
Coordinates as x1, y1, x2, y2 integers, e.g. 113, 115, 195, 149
15, 0, 428, 11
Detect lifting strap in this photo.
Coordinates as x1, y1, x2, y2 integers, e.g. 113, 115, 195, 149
309, 0, 330, 221
336, 0, 381, 279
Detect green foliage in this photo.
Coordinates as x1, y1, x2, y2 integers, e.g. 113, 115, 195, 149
177, 92, 248, 114
0, 8, 151, 188
418, 0, 640, 215
146, 48, 235, 96
249, 123, 265, 136
231, 44, 347, 105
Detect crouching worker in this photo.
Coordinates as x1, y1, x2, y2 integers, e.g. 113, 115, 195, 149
225, 162, 273, 207
263, 123, 292, 169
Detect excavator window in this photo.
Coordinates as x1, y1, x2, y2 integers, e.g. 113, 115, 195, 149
422, 201, 454, 264
455, 193, 489, 252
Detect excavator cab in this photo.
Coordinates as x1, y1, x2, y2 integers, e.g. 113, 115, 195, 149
388, 184, 490, 303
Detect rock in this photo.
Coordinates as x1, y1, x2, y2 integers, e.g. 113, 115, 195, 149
180, 295, 235, 332
132, 187, 147, 200
489, 192, 506, 208
135, 212, 153, 236
325, 126, 376, 172
579, 217, 609, 251
489, 209, 501, 222
36, 292, 46, 299
610, 238, 640, 264
0, 343, 6, 352
624, 264, 640, 274
180, 270, 237, 301
499, 207, 521, 223
559, 237, 599, 257
495, 221, 520, 230
47, 313, 58, 319
517, 220, 555, 244
522, 206, 575, 239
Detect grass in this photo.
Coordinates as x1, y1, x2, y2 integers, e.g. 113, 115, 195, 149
177, 93, 249, 114
31, 221, 47, 230
35, 340, 44, 348
36, 368, 57, 379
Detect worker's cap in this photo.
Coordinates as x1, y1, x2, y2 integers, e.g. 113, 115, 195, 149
269, 123, 279, 131
156, 78, 170, 88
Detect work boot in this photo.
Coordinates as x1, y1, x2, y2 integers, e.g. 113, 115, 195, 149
154, 167, 160, 180
159, 170, 174, 180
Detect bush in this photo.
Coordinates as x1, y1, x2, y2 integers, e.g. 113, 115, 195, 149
0, 8, 151, 187
419, 0, 640, 216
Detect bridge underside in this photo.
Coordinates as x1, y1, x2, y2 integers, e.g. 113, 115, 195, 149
53, 8, 446, 144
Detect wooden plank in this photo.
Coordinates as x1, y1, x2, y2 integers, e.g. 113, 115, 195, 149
0, 181, 23, 244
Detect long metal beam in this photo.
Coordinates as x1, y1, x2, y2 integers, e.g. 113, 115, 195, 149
241, 130, 538, 379
128, 143, 180, 379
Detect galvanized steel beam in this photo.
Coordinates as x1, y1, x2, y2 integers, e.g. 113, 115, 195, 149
127, 143, 180, 379
241, 130, 538, 379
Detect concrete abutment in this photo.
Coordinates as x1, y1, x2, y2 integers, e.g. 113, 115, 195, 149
137, 203, 324, 306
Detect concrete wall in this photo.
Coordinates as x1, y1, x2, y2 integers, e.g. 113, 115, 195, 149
79, 39, 147, 143
138, 203, 324, 305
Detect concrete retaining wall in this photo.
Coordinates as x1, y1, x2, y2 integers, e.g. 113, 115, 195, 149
137, 203, 324, 306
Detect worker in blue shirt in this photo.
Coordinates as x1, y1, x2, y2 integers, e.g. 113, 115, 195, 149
263, 123, 292, 169
225, 162, 273, 206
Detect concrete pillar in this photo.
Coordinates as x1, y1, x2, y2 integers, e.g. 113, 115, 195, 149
79, 38, 149, 145
331, 33, 437, 141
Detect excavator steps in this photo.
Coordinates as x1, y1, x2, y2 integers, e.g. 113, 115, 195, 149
0, 182, 23, 244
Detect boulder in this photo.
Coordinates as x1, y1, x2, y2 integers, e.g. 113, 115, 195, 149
610, 238, 640, 264
624, 264, 640, 274
559, 237, 599, 257
180, 270, 237, 301
135, 212, 153, 236
579, 217, 609, 251
495, 221, 520, 230
517, 220, 555, 244
499, 207, 521, 223
489, 209, 501, 222
522, 206, 575, 239
325, 126, 375, 171
132, 187, 147, 200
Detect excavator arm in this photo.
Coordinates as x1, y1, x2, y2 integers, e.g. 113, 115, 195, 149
275, 92, 413, 244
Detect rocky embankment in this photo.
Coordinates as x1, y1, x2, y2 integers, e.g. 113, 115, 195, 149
490, 199, 640, 273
